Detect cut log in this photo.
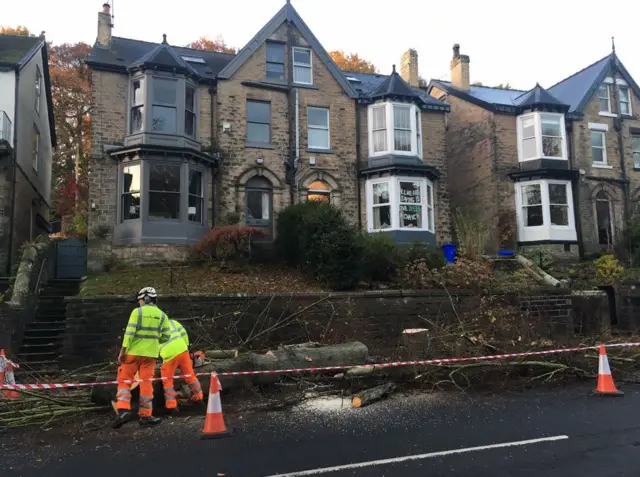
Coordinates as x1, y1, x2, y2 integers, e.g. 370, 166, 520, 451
91, 341, 368, 407
352, 382, 396, 408
205, 349, 239, 359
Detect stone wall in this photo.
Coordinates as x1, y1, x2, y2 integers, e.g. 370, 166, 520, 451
61, 289, 584, 367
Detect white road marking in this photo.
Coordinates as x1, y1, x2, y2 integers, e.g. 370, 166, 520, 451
264, 435, 569, 476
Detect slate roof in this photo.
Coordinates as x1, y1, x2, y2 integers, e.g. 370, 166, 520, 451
370, 65, 418, 100
513, 83, 568, 111
128, 36, 200, 77
0, 34, 43, 66
86, 36, 234, 81
429, 80, 526, 110
345, 71, 449, 110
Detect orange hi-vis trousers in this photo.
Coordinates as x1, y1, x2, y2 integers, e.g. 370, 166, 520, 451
116, 355, 156, 417
160, 351, 203, 409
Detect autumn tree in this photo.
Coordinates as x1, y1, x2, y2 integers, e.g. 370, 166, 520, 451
0, 25, 32, 36
187, 36, 237, 54
49, 42, 92, 221
329, 50, 376, 73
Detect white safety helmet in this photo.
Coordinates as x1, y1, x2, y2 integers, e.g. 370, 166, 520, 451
137, 286, 158, 303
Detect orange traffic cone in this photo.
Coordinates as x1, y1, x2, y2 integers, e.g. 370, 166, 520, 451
594, 345, 623, 397
201, 372, 231, 439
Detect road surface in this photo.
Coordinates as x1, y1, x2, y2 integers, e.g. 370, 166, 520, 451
3, 383, 640, 476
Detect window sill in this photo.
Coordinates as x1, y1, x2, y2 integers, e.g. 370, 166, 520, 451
370, 228, 435, 234
592, 164, 613, 169
519, 157, 567, 162
245, 142, 276, 150
293, 82, 319, 90
599, 112, 617, 118
622, 114, 635, 120
306, 148, 335, 155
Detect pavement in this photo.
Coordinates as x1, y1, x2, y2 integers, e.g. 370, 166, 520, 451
3, 383, 640, 476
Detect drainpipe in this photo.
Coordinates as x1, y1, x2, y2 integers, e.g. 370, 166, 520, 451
355, 100, 362, 228
209, 85, 217, 227
566, 119, 584, 259
610, 57, 631, 258
295, 87, 300, 199
7, 67, 20, 276
286, 8, 296, 205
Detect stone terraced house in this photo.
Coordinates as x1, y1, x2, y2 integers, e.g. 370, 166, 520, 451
85, 2, 452, 268
428, 44, 640, 256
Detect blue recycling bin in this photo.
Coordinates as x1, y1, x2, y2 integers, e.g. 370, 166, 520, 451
442, 243, 457, 264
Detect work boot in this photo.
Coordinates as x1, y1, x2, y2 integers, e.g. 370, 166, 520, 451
139, 416, 162, 427
112, 410, 133, 429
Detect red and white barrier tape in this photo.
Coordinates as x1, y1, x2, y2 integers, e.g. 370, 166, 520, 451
2, 342, 639, 391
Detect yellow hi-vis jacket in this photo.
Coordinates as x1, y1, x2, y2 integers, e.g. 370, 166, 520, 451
122, 304, 171, 358
159, 319, 189, 362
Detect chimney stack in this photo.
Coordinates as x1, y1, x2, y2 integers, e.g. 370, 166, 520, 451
450, 43, 470, 91
97, 3, 112, 49
400, 49, 419, 87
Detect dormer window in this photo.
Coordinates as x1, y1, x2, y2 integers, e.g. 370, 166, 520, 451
152, 78, 178, 133
516, 112, 567, 162
293, 47, 312, 84
368, 102, 422, 157
130, 79, 144, 133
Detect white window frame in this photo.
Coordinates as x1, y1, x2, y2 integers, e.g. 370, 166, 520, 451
367, 102, 422, 158
589, 123, 610, 169
32, 125, 39, 173
292, 47, 312, 85
516, 112, 567, 162
618, 85, 632, 116
632, 134, 640, 170
366, 176, 434, 233
604, 77, 633, 116
598, 84, 611, 114
307, 107, 330, 150
35, 67, 41, 114
514, 179, 576, 243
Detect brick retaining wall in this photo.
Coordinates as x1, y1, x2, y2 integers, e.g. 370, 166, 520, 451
61, 289, 583, 367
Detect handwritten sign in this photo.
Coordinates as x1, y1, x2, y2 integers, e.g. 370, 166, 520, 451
400, 182, 420, 204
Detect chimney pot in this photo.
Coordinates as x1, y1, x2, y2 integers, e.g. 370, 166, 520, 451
400, 48, 419, 87
453, 44, 460, 58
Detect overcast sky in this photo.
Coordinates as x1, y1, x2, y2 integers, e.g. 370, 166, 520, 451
4, 0, 639, 90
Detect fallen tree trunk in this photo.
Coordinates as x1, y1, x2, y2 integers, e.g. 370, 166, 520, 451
91, 341, 368, 407
205, 349, 239, 359
352, 382, 396, 408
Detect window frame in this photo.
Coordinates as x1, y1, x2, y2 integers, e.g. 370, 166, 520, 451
367, 102, 422, 158
121, 163, 142, 222
598, 84, 611, 114
595, 191, 614, 246
366, 176, 435, 233
246, 100, 271, 145
150, 77, 179, 135
130, 77, 145, 134
307, 106, 330, 150
35, 66, 41, 114
514, 179, 576, 242
32, 124, 39, 173
184, 82, 197, 138
245, 176, 273, 233
265, 41, 286, 83
516, 112, 568, 162
590, 129, 607, 167
292, 46, 312, 85
618, 85, 632, 116
187, 167, 204, 224
632, 134, 640, 169
147, 163, 182, 222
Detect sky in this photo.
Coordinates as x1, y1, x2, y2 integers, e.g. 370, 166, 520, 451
3, 0, 639, 90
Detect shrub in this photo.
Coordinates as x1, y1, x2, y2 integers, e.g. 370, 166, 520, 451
192, 226, 268, 264
277, 202, 362, 290
401, 257, 493, 290
402, 241, 446, 270
594, 254, 624, 282
91, 223, 110, 240
453, 210, 489, 259
359, 233, 401, 284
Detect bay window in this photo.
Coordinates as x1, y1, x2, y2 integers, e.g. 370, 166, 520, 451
130, 79, 144, 133
185, 84, 196, 138
515, 179, 576, 242
188, 168, 203, 223
368, 103, 422, 157
367, 177, 434, 232
516, 112, 567, 162
121, 164, 141, 221
148, 164, 181, 220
